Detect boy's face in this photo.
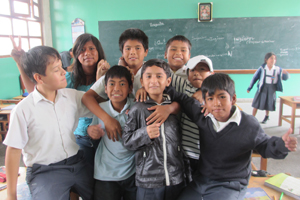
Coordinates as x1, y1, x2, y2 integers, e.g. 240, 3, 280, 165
105, 76, 132, 106
37, 58, 67, 90
123, 39, 148, 70
165, 40, 190, 71
204, 89, 236, 122
188, 63, 212, 88
78, 40, 99, 74
141, 65, 171, 97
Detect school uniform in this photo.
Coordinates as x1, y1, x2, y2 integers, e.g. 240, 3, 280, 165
165, 88, 290, 200
4, 88, 94, 200
247, 64, 289, 111
92, 98, 136, 200
170, 65, 188, 80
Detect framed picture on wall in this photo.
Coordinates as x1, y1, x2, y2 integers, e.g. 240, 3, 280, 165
198, 2, 213, 22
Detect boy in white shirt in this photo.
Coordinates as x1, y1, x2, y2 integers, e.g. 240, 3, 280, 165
4, 46, 94, 200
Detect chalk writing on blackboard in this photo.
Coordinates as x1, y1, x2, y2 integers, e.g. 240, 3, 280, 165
150, 22, 164, 27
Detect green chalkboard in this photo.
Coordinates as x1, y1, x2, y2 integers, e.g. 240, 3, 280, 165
98, 17, 300, 69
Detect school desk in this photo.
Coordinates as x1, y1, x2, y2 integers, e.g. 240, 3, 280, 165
278, 96, 300, 134
248, 176, 298, 200
12, 95, 26, 100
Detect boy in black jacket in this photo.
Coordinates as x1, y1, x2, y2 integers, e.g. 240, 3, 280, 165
168, 73, 297, 200
123, 59, 186, 200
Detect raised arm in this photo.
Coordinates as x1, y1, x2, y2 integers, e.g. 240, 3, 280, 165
10, 36, 35, 93
5, 146, 22, 200
82, 89, 122, 142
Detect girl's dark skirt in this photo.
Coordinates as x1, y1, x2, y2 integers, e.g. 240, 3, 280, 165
252, 84, 276, 111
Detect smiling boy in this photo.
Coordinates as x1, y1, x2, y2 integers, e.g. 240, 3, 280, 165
123, 59, 186, 200
167, 73, 297, 200
91, 66, 137, 200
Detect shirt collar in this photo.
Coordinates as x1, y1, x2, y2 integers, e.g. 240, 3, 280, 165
108, 97, 132, 118
145, 94, 172, 105
206, 105, 241, 126
32, 87, 67, 105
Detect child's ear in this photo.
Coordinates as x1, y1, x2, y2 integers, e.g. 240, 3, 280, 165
166, 76, 172, 87
231, 94, 237, 105
143, 49, 149, 57
140, 78, 144, 87
33, 73, 43, 84
164, 51, 167, 59
104, 85, 108, 94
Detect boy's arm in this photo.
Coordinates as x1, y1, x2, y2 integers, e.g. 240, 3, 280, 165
123, 107, 154, 151
5, 146, 22, 200
10, 36, 35, 93
82, 89, 122, 142
146, 102, 180, 125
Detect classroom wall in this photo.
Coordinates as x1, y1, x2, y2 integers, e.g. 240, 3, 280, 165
1, 0, 300, 99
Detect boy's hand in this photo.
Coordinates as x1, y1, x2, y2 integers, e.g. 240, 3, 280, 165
135, 87, 147, 102
147, 123, 160, 139
247, 90, 250, 93
201, 104, 210, 116
118, 56, 128, 67
103, 117, 122, 142
146, 105, 172, 125
87, 124, 105, 140
192, 90, 203, 103
96, 59, 110, 80
10, 35, 25, 66
282, 128, 298, 151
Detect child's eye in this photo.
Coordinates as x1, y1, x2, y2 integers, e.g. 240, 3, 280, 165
157, 75, 161, 78
181, 50, 187, 52
81, 48, 85, 52
109, 83, 114, 86
206, 97, 213, 101
120, 83, 125, 86
171, 48, 176, 51
136, 47, 140, 50
220, 95, 226, 99
125, 47, 130, 51
146, 75, 151, 79
89, 47, 95, 51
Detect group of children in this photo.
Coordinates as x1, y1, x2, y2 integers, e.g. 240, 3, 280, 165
3, 28, 297, 200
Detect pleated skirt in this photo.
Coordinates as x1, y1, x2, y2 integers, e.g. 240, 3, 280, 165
252, 84, 276, 111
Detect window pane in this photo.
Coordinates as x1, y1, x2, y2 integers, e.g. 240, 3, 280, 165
0, 37, 13, 56
13, 19, 28, 36
33, 5, 39, 18
33, 0, 38, 3
28, 22, 41, 36
21, 38, 29, 51
13, 1, 30, 15
0, 17, 12, 35
0, 0, 10, 15
29, 38, 42, 48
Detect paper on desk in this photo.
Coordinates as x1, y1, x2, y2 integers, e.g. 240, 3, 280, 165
1, 105, 16, 110
281, 176, 300, 196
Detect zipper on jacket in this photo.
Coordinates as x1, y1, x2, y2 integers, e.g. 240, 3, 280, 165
161, 123, 170, 186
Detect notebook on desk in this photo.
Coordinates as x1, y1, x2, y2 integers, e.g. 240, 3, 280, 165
264, 173, 300, 200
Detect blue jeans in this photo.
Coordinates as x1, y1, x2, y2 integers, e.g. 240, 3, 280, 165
75, 135, 100, 166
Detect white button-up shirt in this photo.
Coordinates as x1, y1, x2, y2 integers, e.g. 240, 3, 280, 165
4, 88, 92, 167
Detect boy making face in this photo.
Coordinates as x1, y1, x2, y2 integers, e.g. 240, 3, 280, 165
167, 73, 297, 200
164, 35, 191, 79
123, 59, 186, 200
92, 66, 137, 200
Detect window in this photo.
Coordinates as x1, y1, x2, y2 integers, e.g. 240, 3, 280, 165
0, 0, 43, 58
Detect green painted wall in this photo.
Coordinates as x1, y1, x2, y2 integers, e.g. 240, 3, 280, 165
1, 0, 300, 99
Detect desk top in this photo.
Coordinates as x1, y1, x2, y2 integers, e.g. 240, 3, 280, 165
0, 105, 12, 115
279, 96, 300, 103
248, 176, 298, 200
12, 95, 26, 100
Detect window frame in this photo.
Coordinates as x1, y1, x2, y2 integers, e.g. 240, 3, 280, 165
0, 0, 43, 58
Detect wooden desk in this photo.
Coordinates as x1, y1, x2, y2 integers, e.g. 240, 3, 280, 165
248, 176, 297, 200
12, 95, 26, 100
278, 96, 300, 134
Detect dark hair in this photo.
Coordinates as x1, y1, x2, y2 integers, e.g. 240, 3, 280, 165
141, 59, 171, 78
119, 28, 148, 52
72, 33, 106, 89
69, 48, 72, 52
104, 65, 133, 88
165, 35, 192, 53
264, 52, 276, 64
22, 46, 61, 84
201, 73, 235, 101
